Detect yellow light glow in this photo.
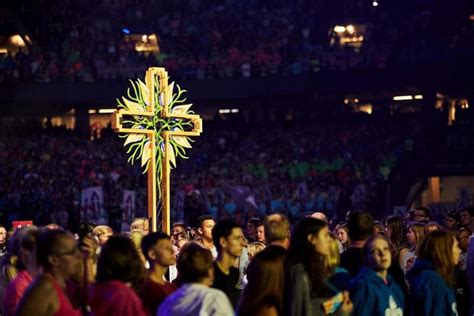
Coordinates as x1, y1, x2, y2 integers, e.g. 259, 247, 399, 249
9, 35, 26, 47
344, 99, 349, 104
98, 109, 115, 114
340, 36, 364, 44
359, 105, 372, 115
0, 48, 7, 54
88, 109, 97, 114
354, 98, 359, 103
334, 26, 346, 33
142, 35, 148, 42
393, 95, 413, 101
346, 25, 355, 34
414, 95, 423, 100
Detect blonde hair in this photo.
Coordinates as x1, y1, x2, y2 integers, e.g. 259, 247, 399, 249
130, 230, 147, 266
92, 225, 113, 238
247, 242, 266, 259
408, 222, 426, 250
424, 222, 442, 234
325, 233, 341, 273
131, 218, 149, 233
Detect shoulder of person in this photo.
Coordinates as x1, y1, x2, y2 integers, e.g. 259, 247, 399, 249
31, 275, 56, 293
413, 270, 447, 290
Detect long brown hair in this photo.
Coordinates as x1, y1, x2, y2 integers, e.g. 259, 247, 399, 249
287, 217, 332, 297
237, 246, 286, 315
417, 230, 456, 286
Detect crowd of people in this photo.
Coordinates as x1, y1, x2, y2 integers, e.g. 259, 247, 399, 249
0, 207, 473, 315
0, 114, 429, 232
1, 0, 473, 83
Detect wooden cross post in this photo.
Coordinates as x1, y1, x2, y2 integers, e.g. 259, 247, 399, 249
112, 67, 202, 234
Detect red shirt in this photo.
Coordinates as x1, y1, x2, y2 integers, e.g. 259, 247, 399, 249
138, 277, 177, 315
2, 270, 32, 316
89, 281, 148, 316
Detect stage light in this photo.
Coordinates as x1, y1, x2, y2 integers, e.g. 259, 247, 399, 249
88, 109, 97, 114
9, 35, 26, 47
393, 95, 413, 101
414, 95, 423, 100
334, 25, 346, 33
346, 25, 355, 34
122, 28, 130, 34
219, 109, 231, 114
98, 109, 115, 114
373, 1, 378, 7
231, 109, 239, 113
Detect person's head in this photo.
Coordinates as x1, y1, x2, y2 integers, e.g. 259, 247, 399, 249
310, 212, 328, 223
384, 215, 407, 250
263, 213, 290, 247
406, 222, 426, 249
256, 224, 265, 243
373, 221, 384, 234
247, 241, 266, 261
237, 246, 286, 316
417, 230, 460, 286
96, 235, 145, 289
0, 226, 7, 244
364, 235, 392, 273
36, 229, 81, 279
197, 215, 215, 242
171, 222, 187, 242
459, 208, 474, 226
246, 218, 261, 239
414, 207, 431, 222
212, 219, 244, 258
456, 227, 472, 253
289, 217, 331, 261
176, 243, 213, 285
141, 232, 176, 268
131, 218, 149, 235
445, 211, 459, 231
11, 226, 38, 272
92, 225, 113, 246
425, 222, 442, 234
335, 224, 350, 245
287, 217, 331, 296
347, 211, 374, 242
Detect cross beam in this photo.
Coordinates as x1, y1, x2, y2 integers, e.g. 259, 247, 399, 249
112, 67, 202, 234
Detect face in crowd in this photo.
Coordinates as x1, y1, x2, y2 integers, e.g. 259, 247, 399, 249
366, 237, 392, 272
200, 219, 215, 241
221, 227, 245, 258
256, 225, 265, 243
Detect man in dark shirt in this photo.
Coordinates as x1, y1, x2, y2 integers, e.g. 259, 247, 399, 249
212, 219, 245, 307
340, 211, 374, 277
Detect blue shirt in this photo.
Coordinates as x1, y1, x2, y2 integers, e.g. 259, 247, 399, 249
349, 267, 404, 316
406, 259, 458, 316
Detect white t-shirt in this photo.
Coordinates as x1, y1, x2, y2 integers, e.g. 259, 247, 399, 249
157, 283, 233, 316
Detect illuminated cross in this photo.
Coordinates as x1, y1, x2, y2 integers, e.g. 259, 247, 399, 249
112, 67, 202, 234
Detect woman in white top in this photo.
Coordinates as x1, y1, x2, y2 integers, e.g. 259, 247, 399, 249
158, 243, 233, 316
